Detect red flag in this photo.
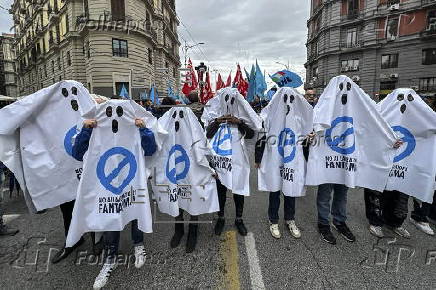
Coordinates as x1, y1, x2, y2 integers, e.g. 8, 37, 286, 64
216, 73, 225, 91
225, 72, 232, 87
182, 59, 198, 96
233, 64, 249, 97
201, 71, 214, 104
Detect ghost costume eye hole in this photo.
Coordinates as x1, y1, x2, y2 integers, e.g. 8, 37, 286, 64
347, 82, 352, 91
112, 120, 118, 133
231, 97, 235, 105
116, 106, 123, 117
71, 87, 78, 95
284, 94, 288, 103
71, 100, 78, 111
290, 95, 295, 103
172, 111, 177, 119
225, 94, 230, 102
339, 83, 344, 91
106, 106, 113, 117
62, 88, 68, 97
407, 94, 414, 102
397, 94, 405, 101
179, 111, 184, 118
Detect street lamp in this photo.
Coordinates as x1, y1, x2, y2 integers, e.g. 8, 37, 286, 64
275, 61, 290, 70
183, 41, 205, 67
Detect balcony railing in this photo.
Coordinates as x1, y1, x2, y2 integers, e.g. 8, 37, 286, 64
341, 10, 361, 21
422, 0, 436, 5
340, 40, 364, 50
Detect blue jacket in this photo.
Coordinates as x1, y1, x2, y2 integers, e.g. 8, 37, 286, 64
72, 127, 157, 161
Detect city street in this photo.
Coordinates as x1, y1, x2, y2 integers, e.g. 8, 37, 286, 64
0, 167, 435, 290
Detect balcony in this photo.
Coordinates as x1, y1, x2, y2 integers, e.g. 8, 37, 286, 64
340, 40, 364, 50
422, 0, 436, 6
421, 23, 436, 38
341, 10, 361, 21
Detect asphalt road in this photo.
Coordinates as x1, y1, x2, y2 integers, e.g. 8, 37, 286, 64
1, 167, 436, 289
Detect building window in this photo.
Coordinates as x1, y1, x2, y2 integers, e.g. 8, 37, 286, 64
341, 59, 359, 72
67, 51, 71, 66
44, 64, 47, 77
52, 60, 55, 73
84, 0, 89, 17
381, 54, 398, 69
148, 48, 153, 64
57, 57, 61, 70
346, 28, 358, 47
386, 17, 399, 40
380, 81, 397, 91
312, 66, 319, 78
419, 77, 436, 91
427, 11, 436, 31
173, 67, 177, 78
348, 0, 359, 16
112, 39, 128, 57
165, 61, 169, 68
111, 0, 125, 21
115, 82, 129, 96
422, 48, 436, 65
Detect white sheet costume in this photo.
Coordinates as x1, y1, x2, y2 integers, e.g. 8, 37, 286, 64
378, 89, 436, 203
151, 107, 219, 217
258, 88, 313, 197
66, 100, 165, 247
306, 76, 398, 191
202, 88, 262, 196
0, 81, 94, 211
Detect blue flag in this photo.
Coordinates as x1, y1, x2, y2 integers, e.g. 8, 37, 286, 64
119, 84, 129, 99
246, 65, 256, 103
149, 85, 160, 105
255, 61, 267, 99
270, 70, 303, 88
140, 91, 148, 101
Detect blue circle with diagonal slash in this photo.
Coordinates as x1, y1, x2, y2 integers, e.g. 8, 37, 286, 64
212, 124, 232, 156
64, 125, 79, 157
96, 147, 137, 195
278, 128, 296, 163
325, 116, 355, 155
166, 144, 190, 184
392, 125, 416, 163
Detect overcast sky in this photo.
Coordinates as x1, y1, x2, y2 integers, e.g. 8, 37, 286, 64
0, 0, 310, 88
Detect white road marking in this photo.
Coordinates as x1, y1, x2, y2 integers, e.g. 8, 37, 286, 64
245, 232, 266, 290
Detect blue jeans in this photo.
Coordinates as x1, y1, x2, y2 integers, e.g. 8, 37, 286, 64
268, 191, 295, 224
317, 184, 348, 226
104, 220, 143, 262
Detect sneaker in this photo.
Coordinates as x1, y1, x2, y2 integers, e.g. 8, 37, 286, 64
214, 217, 225, 236
93, 262, 117, 289
269, 223, 281, 239
393, 226, 411, 239
134, 245, 146, 269
285, 220, 301, 239
333, 222, 356, 242
318, 224, 336, 245
0, 225, 19, 237
410, 218, 434, 236
369, 225, 384, 238
51, 238, 84, 264
428, 217, 436, 226
235, 219, 247, 236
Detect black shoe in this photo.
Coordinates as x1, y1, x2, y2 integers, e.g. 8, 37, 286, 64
235, 219, 247, 236
318, 224, 336, 245
0, 225, 19, 236
170, 223, 185, 248
186, 224, 198, 253
51, 238, 84, 264
214, 217, 225, 236
333, 222, 356, 242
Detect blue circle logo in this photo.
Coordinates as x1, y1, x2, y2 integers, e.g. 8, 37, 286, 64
166, 144, 190, 184
278, 128, 296, 163
212, 124, 232, 156
96, 147, 137, 195
64, 125, 79, 157
392, 125, 416, 163
325, 116, 355, 155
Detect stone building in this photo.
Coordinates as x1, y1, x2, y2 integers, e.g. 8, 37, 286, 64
0, 33, 18, 98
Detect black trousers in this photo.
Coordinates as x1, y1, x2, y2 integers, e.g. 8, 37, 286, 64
411, 191, 436, 222
217, 179, 244, 218
364, 189, 409, 228
175, 209, 199, 222
60, 200, 75, 237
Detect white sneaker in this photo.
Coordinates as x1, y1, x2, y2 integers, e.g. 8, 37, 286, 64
269, 223, 281, 239
393, 226, 411, 239
286, 220, 301, 239
369, 225, 384, 238
410, 218, 435, 236
93, 262, 117, 289
134, 245, 146, 269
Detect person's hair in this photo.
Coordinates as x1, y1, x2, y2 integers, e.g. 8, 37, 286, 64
161, 97, 177, 106
187, 90, 200, 103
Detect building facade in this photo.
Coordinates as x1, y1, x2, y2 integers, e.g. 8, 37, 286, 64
11, 0, 181, 98
305, 0, 436, 99
0, 33, 18, 98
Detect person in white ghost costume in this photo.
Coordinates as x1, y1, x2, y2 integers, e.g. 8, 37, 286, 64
255, 87, 313, 239
202, 87, 262, 236
68, 97, 165, 290
0, 81, 97, 263
306, 76, 403, 245
151, 107, 219, 253
364, 89, 436, 238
